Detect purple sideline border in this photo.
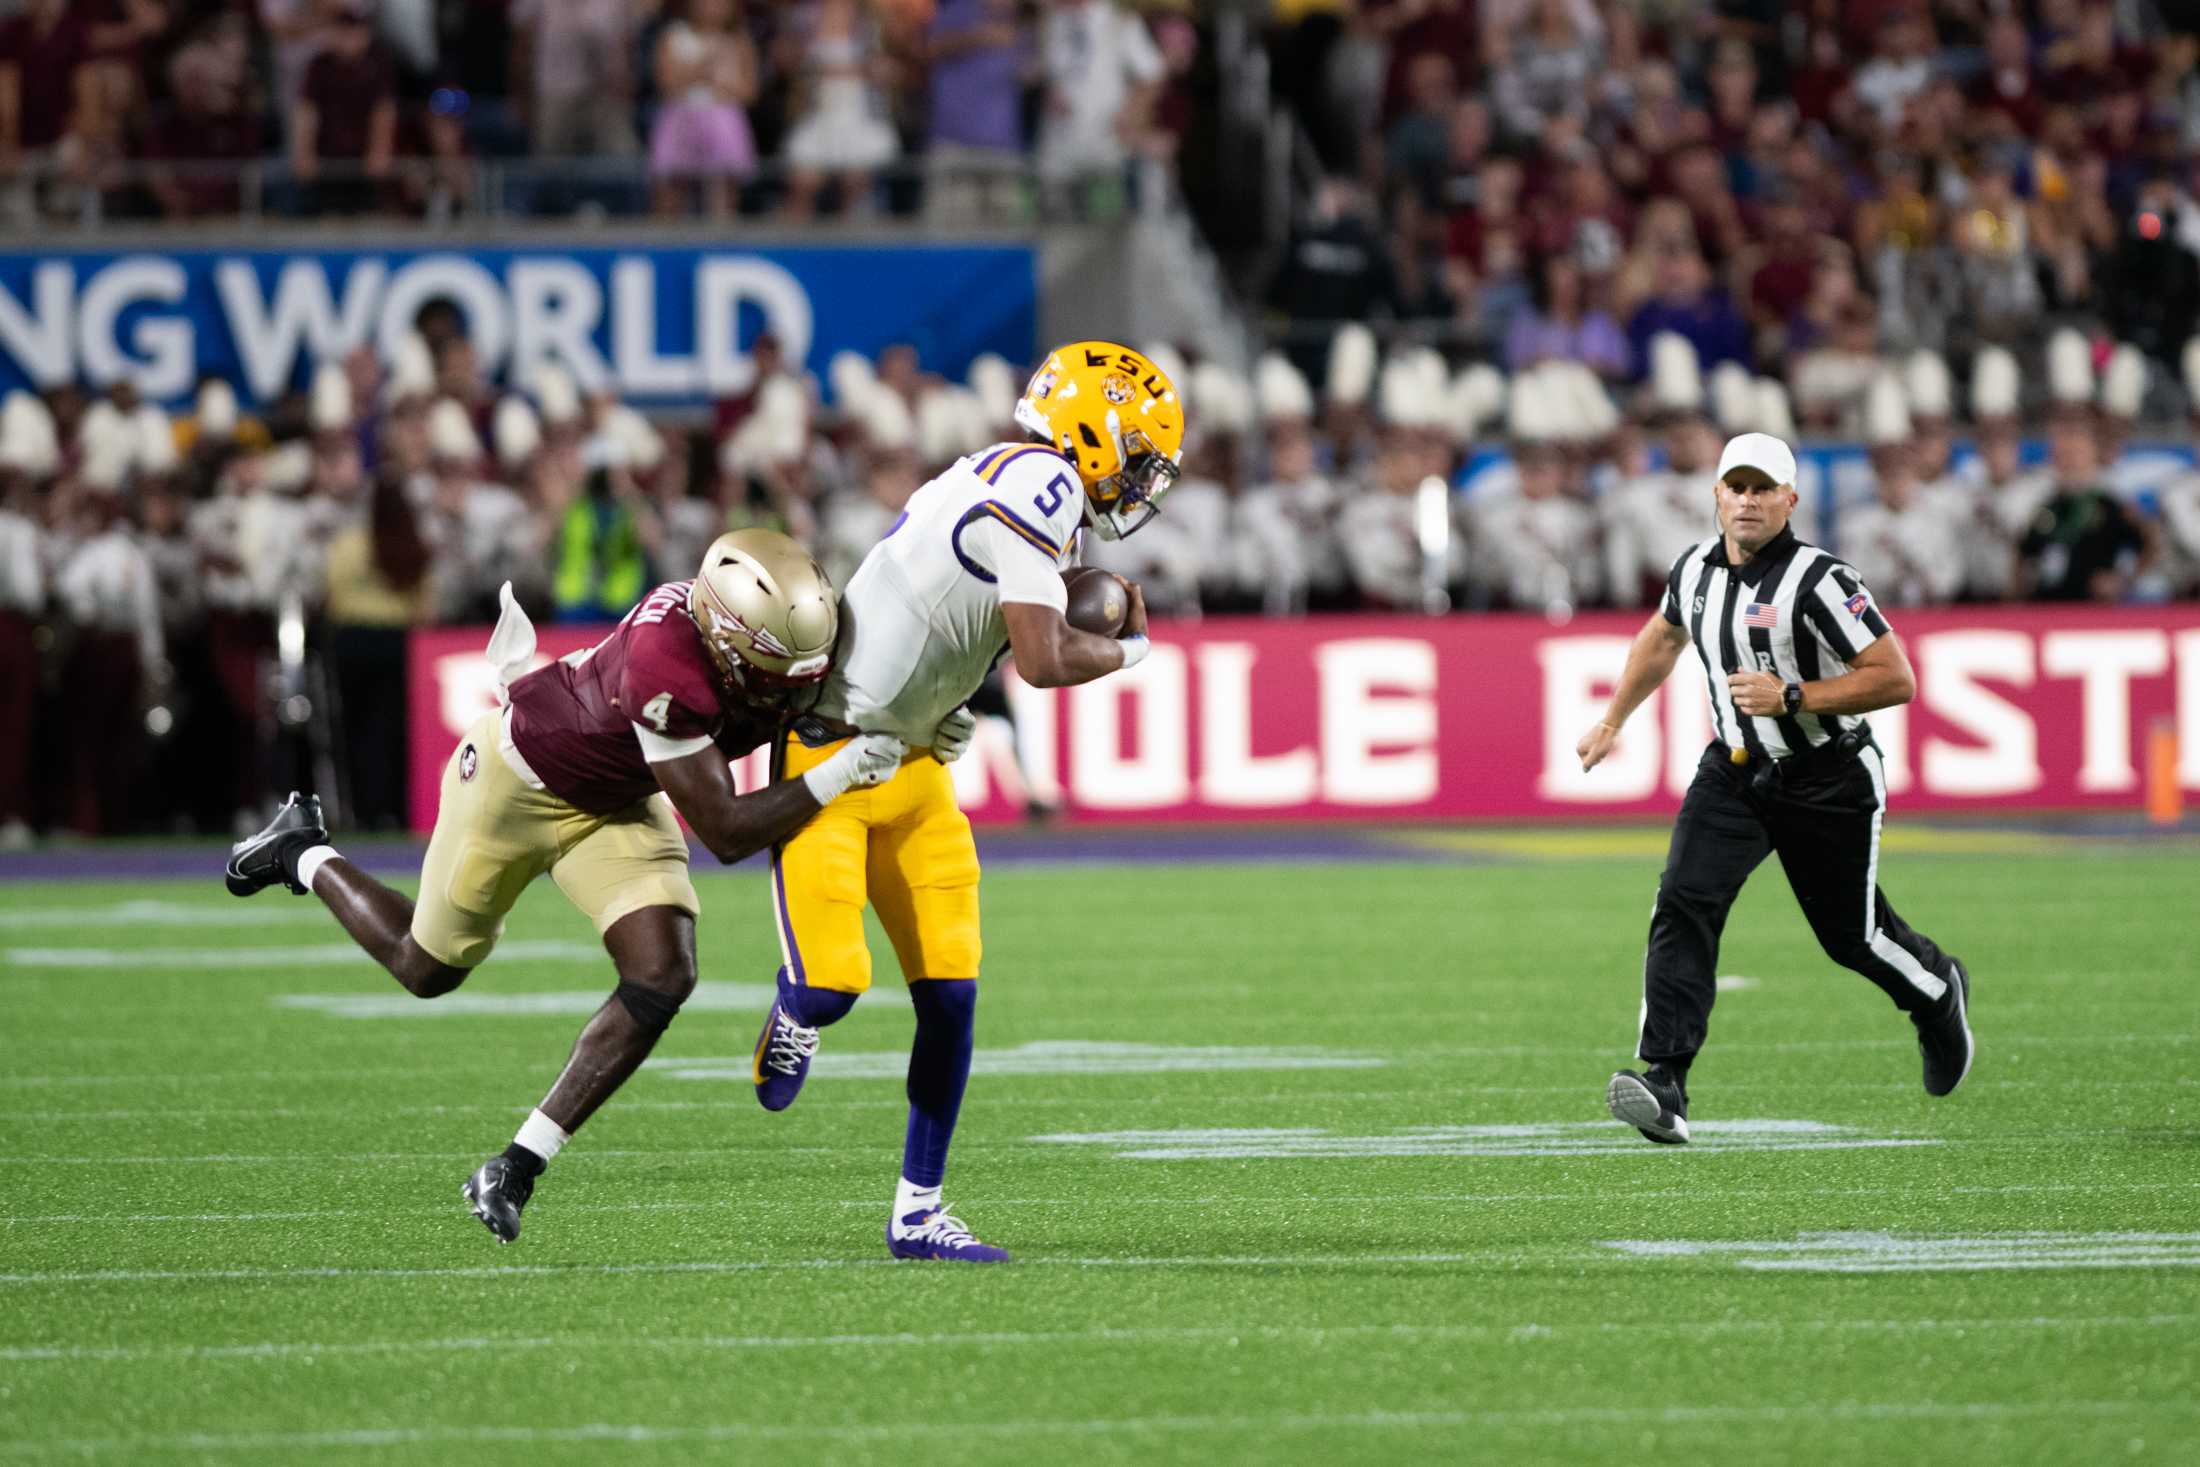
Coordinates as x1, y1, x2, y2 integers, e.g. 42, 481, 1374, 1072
0, 815, 2188, 884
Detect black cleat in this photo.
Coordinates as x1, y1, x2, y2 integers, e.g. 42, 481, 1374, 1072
224, 792, 326, 897
462, 1155, 537, 1244
1913, 958, 1974, 1097
1607, 1067, 1690, 1144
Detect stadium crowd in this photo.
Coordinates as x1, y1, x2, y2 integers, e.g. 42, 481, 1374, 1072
3, 322, 2199, 845
1266, 0, 2200, 381
0, 0, 1193, 221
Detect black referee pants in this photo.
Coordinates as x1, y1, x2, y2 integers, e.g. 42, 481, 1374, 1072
1637, 741, 1961, 1071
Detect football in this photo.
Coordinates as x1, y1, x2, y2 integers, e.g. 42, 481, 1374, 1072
1062, 567, 1131, 637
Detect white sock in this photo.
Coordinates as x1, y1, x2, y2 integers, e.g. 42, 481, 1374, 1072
513, 1108, 570, 1166
893, 1176, 943, 1226
295, 844, 339, 893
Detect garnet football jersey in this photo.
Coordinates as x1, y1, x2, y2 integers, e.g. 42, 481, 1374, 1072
507, 580, 779, 814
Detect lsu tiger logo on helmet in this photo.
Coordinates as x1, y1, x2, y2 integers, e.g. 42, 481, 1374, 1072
1014, 341, 1184, 540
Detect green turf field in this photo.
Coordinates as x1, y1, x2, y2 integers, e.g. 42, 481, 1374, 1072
3, 835, 2197, 1464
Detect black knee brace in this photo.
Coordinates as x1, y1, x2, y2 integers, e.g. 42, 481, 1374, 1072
614, 979, 686, 1035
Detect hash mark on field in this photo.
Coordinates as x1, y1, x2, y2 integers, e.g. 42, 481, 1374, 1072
8, 1400, 2197, 1457
4, 1312, 2192, 1365
1031, 1119, 1940, 1160
1604, 1230, 2200, 1273
3, 940, 605, 971
653, 1041, 1386, 1081
272, 981, 772, 1020
0, 900, 320, 929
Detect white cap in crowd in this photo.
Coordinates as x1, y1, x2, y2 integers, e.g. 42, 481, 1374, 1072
1715, 431, 1797, 487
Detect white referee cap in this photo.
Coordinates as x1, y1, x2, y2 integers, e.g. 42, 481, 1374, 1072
1715, 431, 1797, 487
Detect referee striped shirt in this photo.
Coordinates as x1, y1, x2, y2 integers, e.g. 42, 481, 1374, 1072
1660, 524, 1894, 760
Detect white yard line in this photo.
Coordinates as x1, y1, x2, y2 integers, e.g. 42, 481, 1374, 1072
1, 1312, 2190, 1365
4, 1399, 2195, 1458
3, 940, 607, 970
0, 1127, 2180, 1169
6, 1031, 2195, 1089
0, 1252, 1485, 1288
6, 1074, 2185, 1127
8, 1177, 2194, 1229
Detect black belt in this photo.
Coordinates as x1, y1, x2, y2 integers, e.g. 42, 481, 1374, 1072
1713, 727, 1872, 787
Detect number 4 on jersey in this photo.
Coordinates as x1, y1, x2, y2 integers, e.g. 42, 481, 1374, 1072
639, 692, 674, 733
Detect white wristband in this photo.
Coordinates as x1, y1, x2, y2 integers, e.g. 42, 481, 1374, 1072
1117, 634, 1150, 671
801, 748, 858, 806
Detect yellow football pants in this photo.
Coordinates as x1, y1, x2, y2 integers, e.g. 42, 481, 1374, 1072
770, 732, 982, 993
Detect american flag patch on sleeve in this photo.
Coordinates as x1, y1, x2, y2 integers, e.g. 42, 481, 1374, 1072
1744, 603, 1779, 628
1845, 591, 1870, 616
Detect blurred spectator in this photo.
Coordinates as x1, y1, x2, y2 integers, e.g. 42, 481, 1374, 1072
53, 482, 163, 835
2100, 179, 2200, 365
1443, 154, 1529, 332
0, 0, 93, 222
551, 460, 652, 621
1385, 52, 1457, 210
321, 470, 432, 828
0, 462, 40, 847
636, 439, 724, 583
514, 0, 638, 162
1486, 0, 1602, 143
924, 0, 1027, 220
1035, 0, 1162, 209
780, 0, 899, 218
1625, 247, 1747, 379
291, 0, 399, 215
1841, 450, 1964, 608
1338, 426, 1461, 608
1971, 14, 2042, 139
140, 18, 265, 219
1470, 432, 1599, 612
1268, 178, 1400, 385
817, 441, 916, 590
1236, 421, 1345, 613
1739, 190, 1825, 361
419, 402, 536, 621
1853, 7, 1937, 137
1528, 154, 1630, 278
1505, 255, 1627, 378
2016, 412, 2160, 601
1948, 162, 2045, 348
1601, 407, 1718, 608
259, 0, 333, 134
651, 0, 759, 218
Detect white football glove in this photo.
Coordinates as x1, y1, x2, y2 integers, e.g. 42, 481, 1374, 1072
930, 706, 977, 764
802, 732, 908, 805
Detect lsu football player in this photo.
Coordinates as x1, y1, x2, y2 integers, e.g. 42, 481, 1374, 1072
752, 341, 1183, 1262
224, 531, 906, 1243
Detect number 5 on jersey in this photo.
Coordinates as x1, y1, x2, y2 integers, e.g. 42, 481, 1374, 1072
1033, 474, 1071, 519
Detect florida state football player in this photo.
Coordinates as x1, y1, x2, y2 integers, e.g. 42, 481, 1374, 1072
225, 530, 906, 1243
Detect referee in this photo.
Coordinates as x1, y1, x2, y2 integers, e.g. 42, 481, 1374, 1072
1576, 432, 1973, 1144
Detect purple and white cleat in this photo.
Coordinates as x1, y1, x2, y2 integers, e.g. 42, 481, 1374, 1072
750, 995, 822, 1112
887, 1206, 1011, 1263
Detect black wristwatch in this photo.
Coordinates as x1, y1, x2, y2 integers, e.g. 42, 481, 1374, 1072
1782, 681, 1804, 716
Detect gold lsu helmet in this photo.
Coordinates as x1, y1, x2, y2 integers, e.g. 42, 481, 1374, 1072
689, 529, 838, 710
1014, 341, 1184, 539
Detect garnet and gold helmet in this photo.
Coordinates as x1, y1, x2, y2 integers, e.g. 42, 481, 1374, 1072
689, 529, 837, 710
1013, 341, 1185, 539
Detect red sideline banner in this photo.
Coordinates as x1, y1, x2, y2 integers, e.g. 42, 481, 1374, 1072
408, 606, 2200, 831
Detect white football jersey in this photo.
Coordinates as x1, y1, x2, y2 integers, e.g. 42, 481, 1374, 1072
816, 442, 1084, 747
